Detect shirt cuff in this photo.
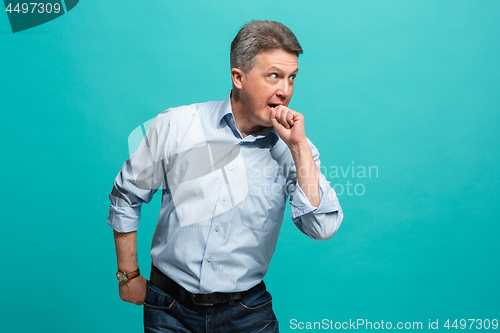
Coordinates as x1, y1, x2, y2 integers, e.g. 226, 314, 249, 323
289, 175, 340, 220
107, 205, 141, 233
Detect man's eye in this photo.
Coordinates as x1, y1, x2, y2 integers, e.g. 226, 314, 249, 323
289, 76, 296, 81
269, 74, 279, 79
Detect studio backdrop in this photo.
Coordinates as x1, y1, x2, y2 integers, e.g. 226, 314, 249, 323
1, 1, 499, 332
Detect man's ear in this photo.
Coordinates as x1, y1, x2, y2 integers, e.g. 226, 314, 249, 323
231, 68, 244, 90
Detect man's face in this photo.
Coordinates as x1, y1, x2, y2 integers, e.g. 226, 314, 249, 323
239, 49, 299, 127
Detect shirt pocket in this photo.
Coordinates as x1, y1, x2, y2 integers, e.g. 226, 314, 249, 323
241, 176, 286, 232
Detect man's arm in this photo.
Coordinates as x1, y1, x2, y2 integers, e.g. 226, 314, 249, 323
108, 111, 173, 304
289, 142, 320, 207
270, 106, 343, 240
269, 105, 320, 206
113, 230, 148, 305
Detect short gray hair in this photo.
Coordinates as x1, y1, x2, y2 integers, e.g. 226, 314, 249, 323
230, 20, 303, 73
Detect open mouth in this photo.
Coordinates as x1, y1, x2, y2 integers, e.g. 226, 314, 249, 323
267, 103, 280, 109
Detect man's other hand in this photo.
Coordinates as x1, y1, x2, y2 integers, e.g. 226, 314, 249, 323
119, 274, 148, 305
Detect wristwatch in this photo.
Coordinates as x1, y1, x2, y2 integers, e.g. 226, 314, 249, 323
116, 268, 140, 282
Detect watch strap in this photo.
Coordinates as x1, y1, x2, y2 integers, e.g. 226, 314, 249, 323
126, 268, 140, 280
116, 268, 140, 282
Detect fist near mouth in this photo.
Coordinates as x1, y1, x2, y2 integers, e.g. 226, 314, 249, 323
269, 105, 307, 148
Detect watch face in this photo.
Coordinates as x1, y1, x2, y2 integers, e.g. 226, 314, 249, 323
116, 271, 128, 282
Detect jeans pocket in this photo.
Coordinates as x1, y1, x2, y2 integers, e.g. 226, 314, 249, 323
144, 281, 177, 311
237, 290, 273, 312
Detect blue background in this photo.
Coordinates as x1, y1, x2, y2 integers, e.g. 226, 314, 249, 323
1, 1, 499, 331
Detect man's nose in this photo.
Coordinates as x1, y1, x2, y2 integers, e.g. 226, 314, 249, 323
275, 80, 290, 98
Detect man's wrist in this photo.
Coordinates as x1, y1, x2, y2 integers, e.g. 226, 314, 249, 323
289, 141, 311, 159
116, 268, 140, 282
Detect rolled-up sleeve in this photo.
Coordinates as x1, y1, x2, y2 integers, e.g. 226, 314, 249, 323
107, 111, 172, 233
288, 141, 343, 241
108, 205, 142, 233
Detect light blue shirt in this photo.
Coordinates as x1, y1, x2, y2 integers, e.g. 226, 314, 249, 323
108, 93, 343, 293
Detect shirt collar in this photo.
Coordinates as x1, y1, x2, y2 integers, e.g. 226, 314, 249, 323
216, 93, 234, 126
216, 92, 278, 142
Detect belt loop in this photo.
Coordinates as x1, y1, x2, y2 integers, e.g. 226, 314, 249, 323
228, 293, 234, 303
179, 288, 185, 303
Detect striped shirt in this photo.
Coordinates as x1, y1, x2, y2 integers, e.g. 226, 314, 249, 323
107, 93, 343, 293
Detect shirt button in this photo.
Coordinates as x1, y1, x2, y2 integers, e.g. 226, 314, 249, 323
222, 197, 227, 203
207, 257, 212, 262
231, 166, 235, 171
215, 227, 220, 232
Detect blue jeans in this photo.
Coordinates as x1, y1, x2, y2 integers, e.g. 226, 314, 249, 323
143, 280, 279, 333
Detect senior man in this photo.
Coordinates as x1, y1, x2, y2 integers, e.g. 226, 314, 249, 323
108, 20, 343, 332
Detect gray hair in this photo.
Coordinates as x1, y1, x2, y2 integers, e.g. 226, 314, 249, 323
230, 20, 303, 73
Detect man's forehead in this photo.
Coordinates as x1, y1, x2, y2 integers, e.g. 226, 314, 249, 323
255, 50, 298, 71
265, 65, 299, 74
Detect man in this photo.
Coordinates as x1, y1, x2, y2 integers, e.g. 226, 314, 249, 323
108, 20, 343, 332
